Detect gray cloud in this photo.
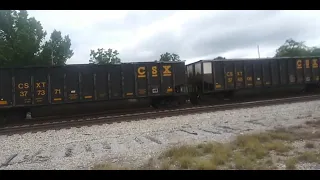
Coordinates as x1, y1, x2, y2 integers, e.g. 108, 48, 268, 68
95, 10, 177, 32
30, 10, 320, 64
117, 10, 320, 63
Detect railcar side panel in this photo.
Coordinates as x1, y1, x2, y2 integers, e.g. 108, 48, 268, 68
33, 67, 49, 105
79, 66, 94, 102
161, 63, 174, 94
202, 61, 213, 92
174, 62, 188, 93
262, 60, 271, 87
193, 62, 202, 92
94, 66, 109, 101
295, 58, 304, 84
235, 61, 244, 89
50, 67, 65, 104
224, 61, 235, 90
213, 61, 224, 90
122, 64, 136, 98
65, 67, 80, 103
186, 64, 194, 78
147, 63, 161, 96
270, 59, 280, 86
279, 59, 288, 85
312, 58, 320, 82
244, 61, 253, 88
186, 64, 195, 93
14, 68, 32, 105
304, 58, 312, 83
253, 61, 263, 87
288, 59, 296, 84
135, 64, 147, 97
0, 69, 12, 106
109, 65, 122, 99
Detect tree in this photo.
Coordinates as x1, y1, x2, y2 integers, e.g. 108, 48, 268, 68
171, 53, 180, 61
159, 52, 171, 62
38, 30, 74, 66
310, 46, 320, 56
274, 38, 320, 57
214, 56, 226, 60
159, 52, 181, 62
0, 10, 47, 66
89, 48, 121, 64
0, 10, 74, 67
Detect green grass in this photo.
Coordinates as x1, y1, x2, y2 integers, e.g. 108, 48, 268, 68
297, 151, 320, 163
91, 163, 129, 170
285, 157, 297, 170
92, 120, 320, 170
148, 130, 295, 170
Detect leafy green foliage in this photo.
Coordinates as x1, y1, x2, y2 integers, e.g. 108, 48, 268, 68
0, 10, 73, 67
37, 30, 74, 66
159, 52, 181, 62
214, 56, 226, 60
275, 38, 320, 57
89, 48, 121, 64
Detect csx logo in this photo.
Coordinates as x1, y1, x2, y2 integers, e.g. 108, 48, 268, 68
163, 65, 172, 76
296, 60, 302, 69
226, 72, 233, 77
152, 66, 158, 77
305, 60, 310, 68
18, 83, 29, 89
137, 67, 146, 78
137, 65, 171, 78
312, 59, 319, 68
36, 82, 46, 88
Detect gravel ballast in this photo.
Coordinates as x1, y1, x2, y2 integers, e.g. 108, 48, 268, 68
1, 100, 320, 170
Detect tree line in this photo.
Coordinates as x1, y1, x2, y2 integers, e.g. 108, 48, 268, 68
0, 10, 73, 67
1, 10, 320, 67
214, 39, 320, 60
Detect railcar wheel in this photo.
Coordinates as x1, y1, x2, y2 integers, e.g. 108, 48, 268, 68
151, 98, 160, 109
0, 112, 6, 126
224, 91, 234, 99
190, 93, 200, 105
306, 83, 320, 93
6, 109, 27, 123
169, 99, 179, 108
151, 102, 159, 109
177, 96, 187, 105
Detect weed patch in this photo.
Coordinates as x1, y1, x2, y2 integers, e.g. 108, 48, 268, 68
305, 142, 315, 149
93, 119, 320, 170
285, 157, 297, 170
297, 151, 320, 163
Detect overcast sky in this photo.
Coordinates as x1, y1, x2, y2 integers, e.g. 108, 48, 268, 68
28, 10, 320, 65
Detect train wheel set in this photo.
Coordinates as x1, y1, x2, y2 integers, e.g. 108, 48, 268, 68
1, 56, 320, 126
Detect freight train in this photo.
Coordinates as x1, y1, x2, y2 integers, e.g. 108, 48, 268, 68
1, 56, 320, 124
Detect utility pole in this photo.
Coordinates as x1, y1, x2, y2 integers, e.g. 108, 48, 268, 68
257, 45, 261, 59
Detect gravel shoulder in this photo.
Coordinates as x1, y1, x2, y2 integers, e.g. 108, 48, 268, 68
1, 100, 320, 170
113, 120, 320, 170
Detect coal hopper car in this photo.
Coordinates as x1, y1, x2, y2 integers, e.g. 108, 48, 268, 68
0, 61, 188, 124
186, 56, 320, 104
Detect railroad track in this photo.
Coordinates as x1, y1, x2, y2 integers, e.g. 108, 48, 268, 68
3, 106, 156, 127
2, 90, 315, 128
1, 94, 320, 136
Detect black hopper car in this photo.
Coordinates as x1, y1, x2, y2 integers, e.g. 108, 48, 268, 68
0, 61, 188, 124
187, 56, 320, 104
1, 56, 320, 124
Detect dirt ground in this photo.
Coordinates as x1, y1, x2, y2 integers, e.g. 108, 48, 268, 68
92, 118, 320, 170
